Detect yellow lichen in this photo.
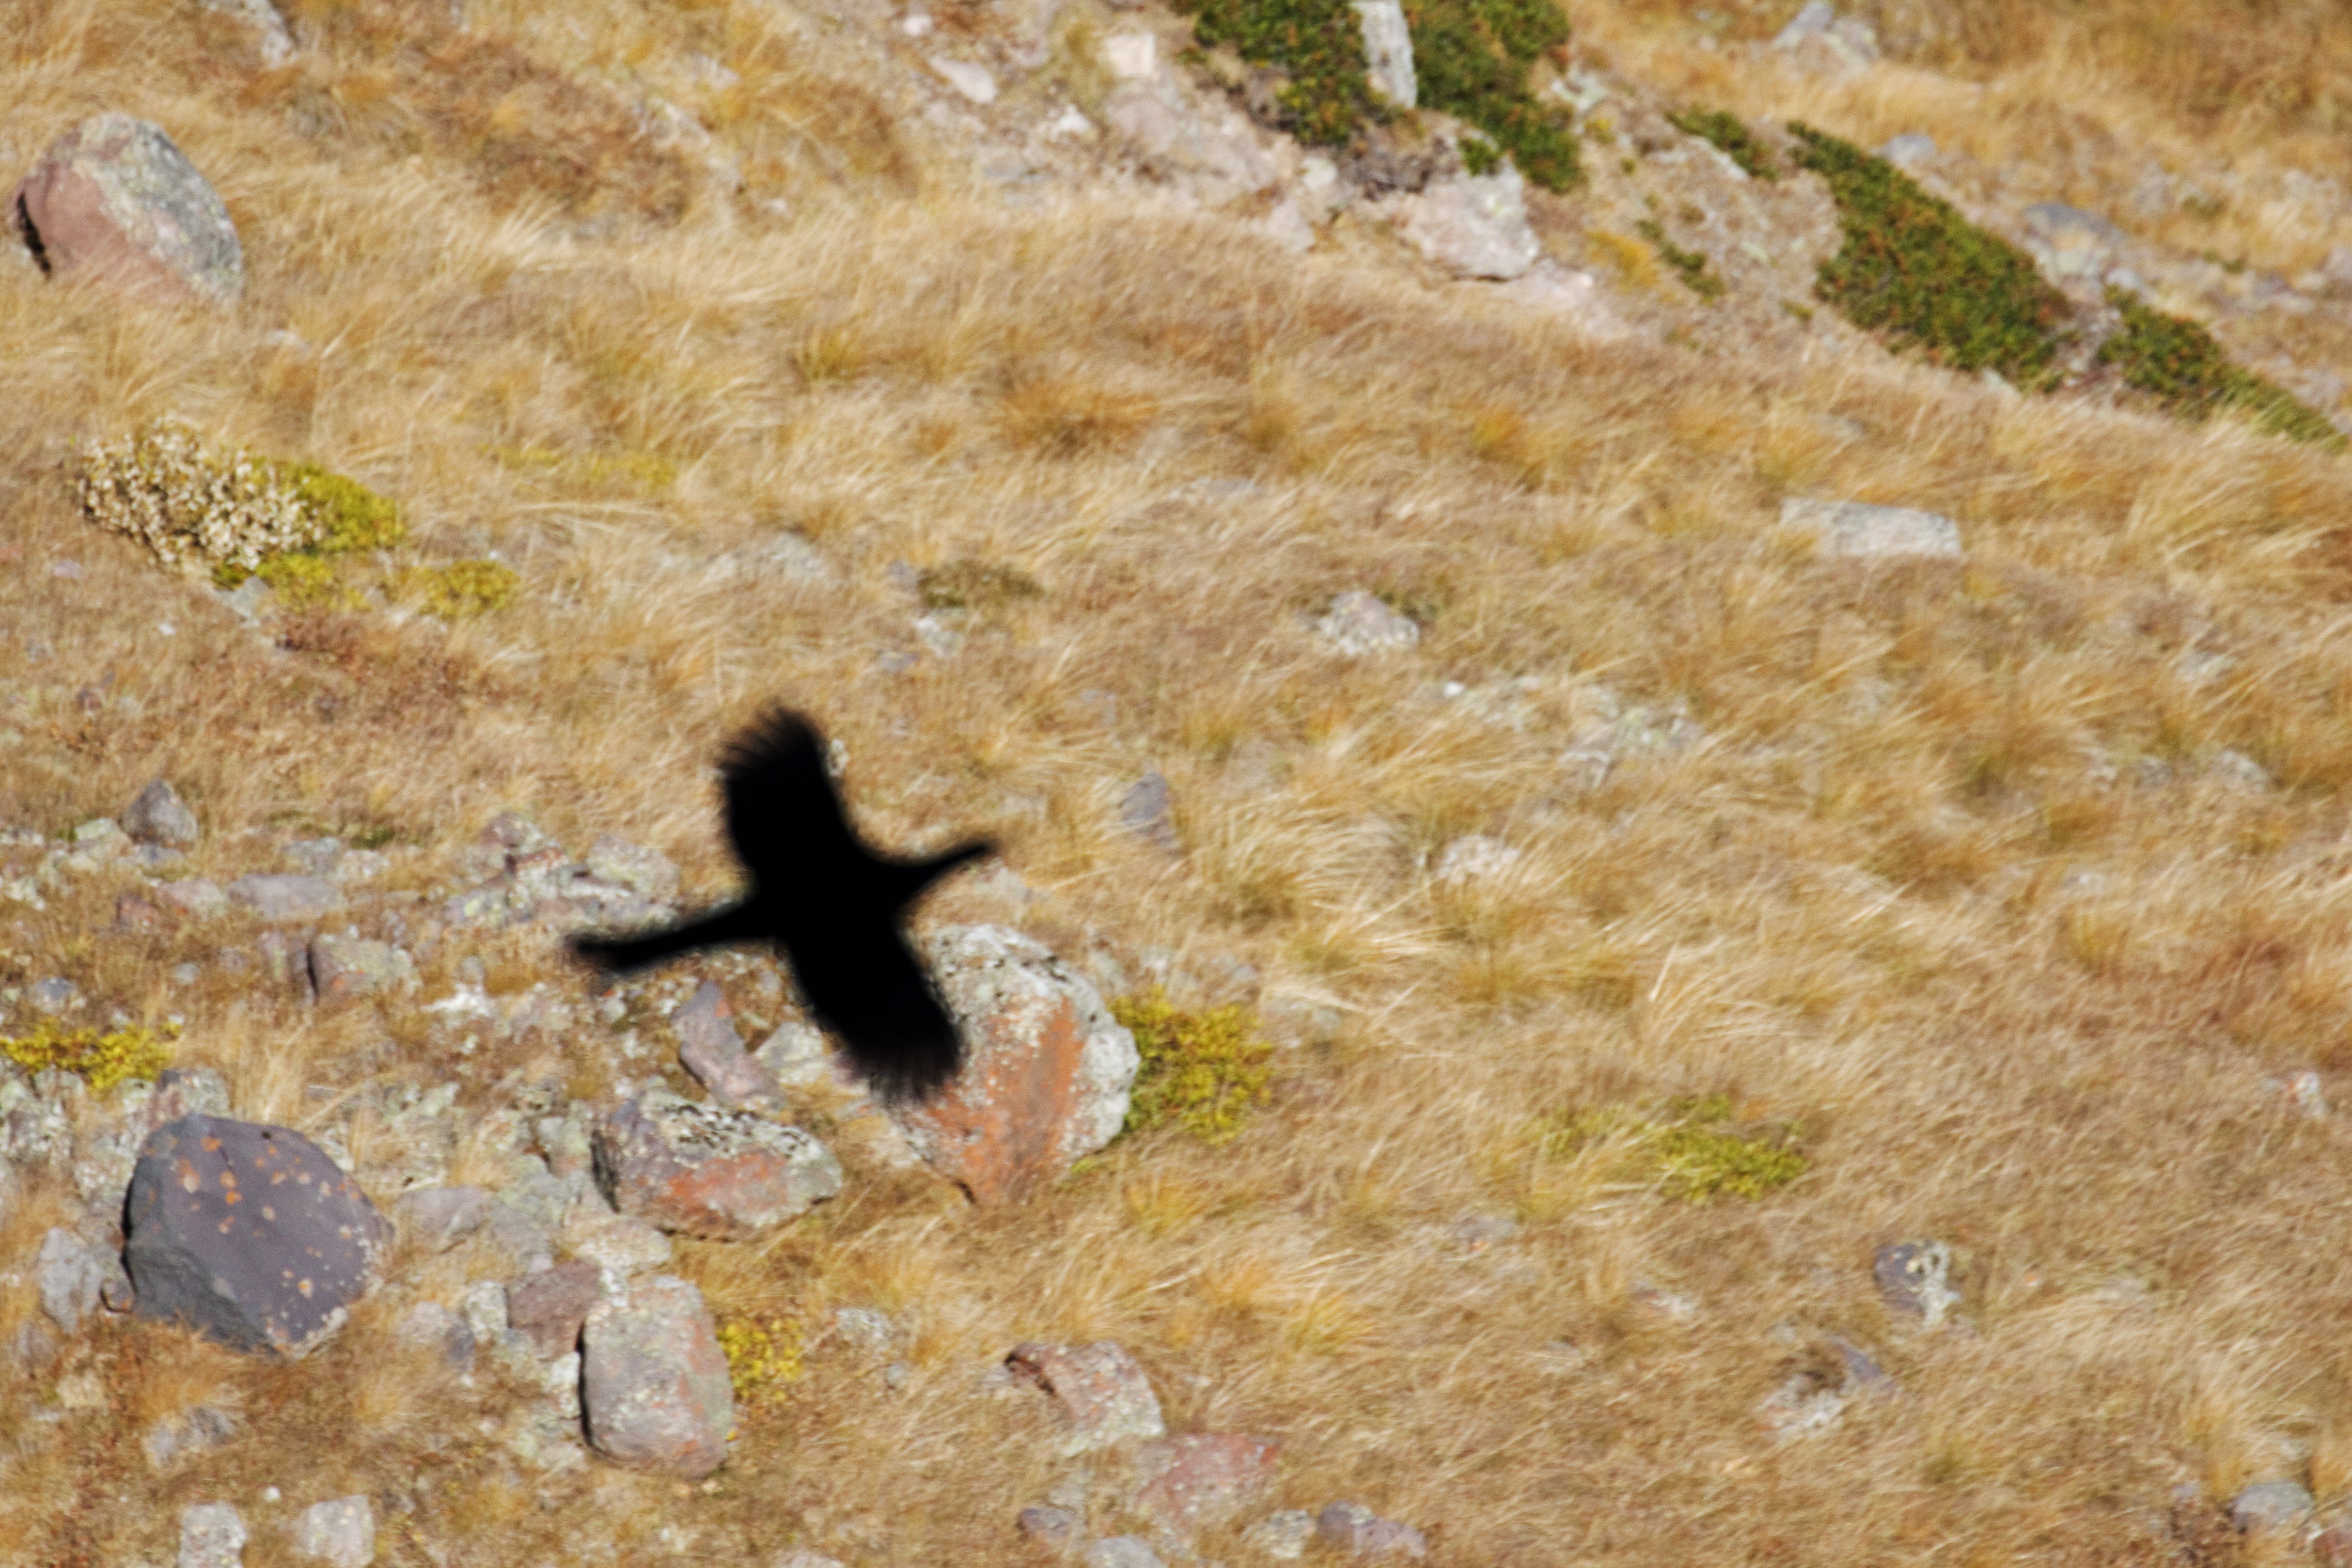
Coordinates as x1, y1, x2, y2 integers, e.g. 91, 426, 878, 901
716, 1316, 805, 1405
393, 560, 520, 620
1111, 988, 1274, 1143
1, 1018, 178, 1094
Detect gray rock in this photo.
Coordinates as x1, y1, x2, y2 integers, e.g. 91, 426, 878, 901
1874, 1239, 1960, 1327
1771, 0, 1879, 70
27, 976, 78, 1015
771, 1555, 848, 1568
1118, 772, 1181, 854
392, 1185, 495, 1252
481, 1198, 555, 1274
282, 837, 344, 876
158, 879, 228, 918
395, 1301, 474, 1370
2209, 749, 2274, 790
561, 1206, 673, 1279
1018, 1505, 1082, 1549
891, 926, 1140, 1205
225, 874, 345, 923
1244, 1509, 1317, 1559
2229, 1480, 2313, 1534
125, 1115, 389, 1355
1353, 0, 1415, 107
256, 929, 314, 1002
291, 1494, 373, 1568
11, 115, 244, 306
593, 1089, 842, 1239
1082, 1540, 1162, 1568
755, 1021, 841, 1089
1877, 133, 1935, 166
580, 1274, 734, 1477
1432, 835, 1520, 885
929, 55, 998, 103
674, 981, 782, 1112
832, 1305, 895, 1354
144, 1403, 238, 1468
508, 1259, 603, 1358
1781, 497, 1964, 561
585, 835, 680, 904
1314, 591, 1420, 656
308, 936, 414, 1001
1006, 1341, 1166, 1454
125, 780, 200, 847
178, 1502, 248, 1568
1102, 77, 1278, 206
37, 1226, 108, 1333
1317, 1501, 1427, 1558
1388, 166, 1540, 280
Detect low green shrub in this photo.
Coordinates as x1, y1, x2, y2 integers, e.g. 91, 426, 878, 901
2098, 288, 2345, 449
1666, 106, 1777, 179
1787, 123, 2072, 389
1539, 1092, 1807, 1202
1406, 0, 1579, 190
1111, 988, 1274, 1143
395, 559, 520, 620
1636, 219, 1723, 299
1175, 0, 1381, 144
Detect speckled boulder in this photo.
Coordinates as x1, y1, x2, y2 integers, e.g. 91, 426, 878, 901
1131, 1433, 1280, 1530
10, 114, 243, 306
890, 926, 1139, 1205
1005, 1340, 1165, 1455
124, 1114, 388, 1355
592, 1088, 841, 1240
580, 1274, 733, 1477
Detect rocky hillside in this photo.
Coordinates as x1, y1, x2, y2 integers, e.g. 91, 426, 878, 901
10, 0, 2352, 1564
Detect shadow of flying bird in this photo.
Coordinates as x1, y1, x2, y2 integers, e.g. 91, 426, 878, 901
569, 709, 994, 1104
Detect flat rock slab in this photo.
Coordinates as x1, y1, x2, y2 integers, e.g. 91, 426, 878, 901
593, 1088, 841, 1240
1132, 1433, 1279, 1531
1006, 1340, 1165, 1454
507, 1259, 603, 1359
1781, 498, 1963, 561
891, 925, 1138, 1205
392, 1185, 494, 1253
226, 874, 344, 923
1388, 167, 1539, 281
673, 981, 781, 1112
581, 1274, 733, 1477
11, 114, 244, 306
125, 1114, 388, 1355
178, 1502, 248, 1568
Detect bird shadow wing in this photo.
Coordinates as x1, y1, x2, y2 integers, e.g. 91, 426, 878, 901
822, 930, 967, 1103
721, 708, 874, 891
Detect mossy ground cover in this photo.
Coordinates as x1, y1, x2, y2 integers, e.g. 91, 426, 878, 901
1, 1018, 176, 1094
2098, 288, 2345, 448
1635, 219, 1723, 299
1111, 988, 1274, 1143
1787, 123, 2073, 389
1540, 1093, 1807, 1202
1666, 106, 1777, 179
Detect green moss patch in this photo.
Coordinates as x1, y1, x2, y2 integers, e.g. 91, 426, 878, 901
1111, 988, 1274, 1143
916, 558, 1043, 612
1788, 123, 2072, 389
2, 1018, 177, 1095
1175, 0, 1382, 144
1636, 219, 1723, 299
395, 559, 521, 620
1406, 0, 1579, 190
1539, 1092, 1807, 1202
274, 462, 408, 553
1666, 106, 1777, 180
2098, 288, 2344, 449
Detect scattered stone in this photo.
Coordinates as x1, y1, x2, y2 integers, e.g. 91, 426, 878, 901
1082, 1540, 1162, 1568
1877, 133, 1935, 166
1006, 1341, 1166, 1454
1432, 836, 1521, 885
1353, 0, 1415, 107
36, 1227, 108, 1334
10, 115, 245, 306
1770, 0, 1879, 71
1256, 196, 1317, 254
1018, 1505, 1082, 1549
115, 893, 164, 933
2275, 1070, 2331, 1118
1244, 1510, 1317, 1560
392, 1185, 494, 1252
2022, 202, 2127, 280
1103, 31, 1156, 79
891, 926, 1139, 1205
26, 976, 78, 1015
1118, 772, 1182, 854
931, 57, 998, 104
291, 1495, 373, 1568
1317, 1501, 1427, 1559
1874, 1239, 1960, 1328
1490, 261, 1630, 339
1781, 498, 1964, 561
1313, 591, 1420, 656
585, 835, 680, 904
125, 779, 201, 847
2230, 1480, 2313, 1534
580, 1274, 734, 1478
395, 1301, 475, 1370
674, 981, 783, 1112
593, 1089, 842, 1240
2208, 749, 2274, 790
158, 879, 229, 918
1102, 78, 1277, 206
308, 936, 414, 1001
144, 1403, 238, 1468
225, 874, 345, 923
831, 1306, 895, 1354
283, 837, 344, 876
125, 1115, 389, 1356
178, 1502, 248, 1568
1446, 1211, 1518, 1251
1131, 1433, 1279, 1531
562, 1206, 673, 1279
507, 1260, 601, 1358
753, 1021, 836, 1089
1389, 166, 1539, 280
773, 1554, 847, 1568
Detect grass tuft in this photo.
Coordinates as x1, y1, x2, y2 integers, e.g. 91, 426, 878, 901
1540, 1093, 1808, 1202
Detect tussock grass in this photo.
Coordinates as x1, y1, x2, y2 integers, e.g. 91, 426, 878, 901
4, 0, 2352, 1561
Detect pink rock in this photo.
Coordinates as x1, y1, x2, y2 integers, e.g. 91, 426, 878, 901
673, 981, 781, 1112
1132, 1434, 1279, 1531
889, 926, 1137, 1205
506, 1259, 602, 1359
1005, 1341, 1164, 1454
593, 1089, 841, 1240
581, 1274, 733, 1478
10, 114, 243, 306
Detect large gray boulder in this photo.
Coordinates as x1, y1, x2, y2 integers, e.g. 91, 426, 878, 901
10, 115, 244, 306
580, 1274, 733, 1477
125, 1115, 388, 1355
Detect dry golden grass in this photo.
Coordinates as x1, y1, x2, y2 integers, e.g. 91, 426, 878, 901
8, 0, 2352, 1560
